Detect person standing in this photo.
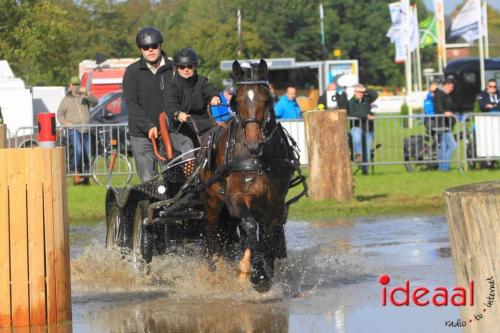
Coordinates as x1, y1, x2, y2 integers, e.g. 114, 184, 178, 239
434, 79, 457, 171
57, 76, 97, 185
317, 82, 348, 110
275, 86, 301, 119
123, 26, 174, 182
210, 85, 234, 122
478, 79, 500, 112
347, 84, 378, 175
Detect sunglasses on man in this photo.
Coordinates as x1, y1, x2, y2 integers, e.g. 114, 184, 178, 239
178, 64, 195, 70
141, 43, 159, 51
488, 85, 497, 88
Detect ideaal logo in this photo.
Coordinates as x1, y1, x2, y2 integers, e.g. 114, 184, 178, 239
378, 274, 496, 328
378, 274, 474, 306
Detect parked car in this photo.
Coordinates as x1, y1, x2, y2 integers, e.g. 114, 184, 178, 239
89, 91, 130, 156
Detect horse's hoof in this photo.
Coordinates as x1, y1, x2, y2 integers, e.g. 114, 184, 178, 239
250, 261, 272, 293
238, 271, 250, 281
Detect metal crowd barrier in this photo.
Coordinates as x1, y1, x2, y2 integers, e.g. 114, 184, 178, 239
461, 113, 500, 169
12, 124, 134, 181
7, 114, 499, 182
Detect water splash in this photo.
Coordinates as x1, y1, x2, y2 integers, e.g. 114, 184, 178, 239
71, 242, 371, 302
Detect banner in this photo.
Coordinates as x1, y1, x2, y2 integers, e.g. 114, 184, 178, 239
434, 0, 446, 70
386, 2, 406, 63
449, 0, 485, 43
419, 16, 437, 48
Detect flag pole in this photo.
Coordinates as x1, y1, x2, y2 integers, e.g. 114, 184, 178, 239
483, 0, 489, 58
434, 0, 446, 74
403, 0, 413, 127
414, 5, 423, 92
237, 9, 242, 57
319, 3, 326, 57
476, 0, 485, 90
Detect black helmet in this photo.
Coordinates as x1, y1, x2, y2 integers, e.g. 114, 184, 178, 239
174, 48, 199, 66
136, 27, 163, 48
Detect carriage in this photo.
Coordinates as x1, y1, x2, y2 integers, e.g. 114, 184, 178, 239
104, 60, 307, 292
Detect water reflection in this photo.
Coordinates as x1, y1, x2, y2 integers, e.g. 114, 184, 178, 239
84, 299, 288, 333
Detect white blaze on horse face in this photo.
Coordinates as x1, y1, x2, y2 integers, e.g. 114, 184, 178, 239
247, 89, 255, 102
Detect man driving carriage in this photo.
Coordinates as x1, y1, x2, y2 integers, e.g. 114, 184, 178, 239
163, 48, 221, 170
123, 26, 174, 182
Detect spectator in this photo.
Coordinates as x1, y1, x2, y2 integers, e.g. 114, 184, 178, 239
347, 83, 378, 175
57, 76, 97, 185
423, 81, 439, 133
210, 85, 234, 122
275, 86, 301, 119
478, 79, 499, 112
434, 79, 457, 171
318, 82, 348, 110
123, 26, 174, 182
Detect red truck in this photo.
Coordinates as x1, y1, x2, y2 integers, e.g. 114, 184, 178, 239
79, 58, 136, 99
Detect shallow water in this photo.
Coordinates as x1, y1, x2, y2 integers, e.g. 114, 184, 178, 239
65, 216, 462, 333
3, 216, 462, 333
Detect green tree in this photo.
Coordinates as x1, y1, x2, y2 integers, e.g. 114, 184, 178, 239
5, 1, 77, 85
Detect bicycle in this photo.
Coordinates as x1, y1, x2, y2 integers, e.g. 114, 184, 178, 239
91, 127, 133, 187
403, 119, 454, 172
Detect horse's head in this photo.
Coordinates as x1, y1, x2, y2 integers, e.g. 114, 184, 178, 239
231, 59, 275, 156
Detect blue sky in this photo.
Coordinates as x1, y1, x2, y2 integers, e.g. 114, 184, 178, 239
423, 0, 500, 14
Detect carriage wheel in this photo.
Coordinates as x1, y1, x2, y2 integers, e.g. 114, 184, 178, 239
132, 200, 154, 266
106, 204, 125, 248
106, 202, 133, 251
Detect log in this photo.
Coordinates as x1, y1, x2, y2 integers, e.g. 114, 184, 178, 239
0, 124, 6, 148
444, 181, 500, 333
304, 110, 354, 201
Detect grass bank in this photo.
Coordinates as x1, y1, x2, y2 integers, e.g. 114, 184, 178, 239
68, 167, 500, 225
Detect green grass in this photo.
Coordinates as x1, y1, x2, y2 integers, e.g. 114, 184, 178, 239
288, 166, 499, 220
67, 166, 500, 224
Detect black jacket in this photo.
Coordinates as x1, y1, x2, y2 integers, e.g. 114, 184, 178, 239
164, 73, 219, 134
123, 54, 174, 137
434, 88, 456, 129
347, 90, 378, 131
478, 90, 500, 112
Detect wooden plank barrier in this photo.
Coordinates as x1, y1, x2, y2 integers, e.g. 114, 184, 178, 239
0, 124, 7, 148
0, 148, 71, 328
444, 181, 500, 333
304, 110, 354, 201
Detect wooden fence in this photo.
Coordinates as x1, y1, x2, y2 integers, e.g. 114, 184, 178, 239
0, 148, 71, 328
0, 124, 6, 149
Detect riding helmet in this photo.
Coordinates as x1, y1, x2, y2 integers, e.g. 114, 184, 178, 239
174, 48, 200, 66
136, 27, 163, 47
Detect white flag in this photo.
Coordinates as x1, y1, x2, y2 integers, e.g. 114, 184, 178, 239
449, 0, 485, 43
386, 2, 407, 63
409, 5, 420, 52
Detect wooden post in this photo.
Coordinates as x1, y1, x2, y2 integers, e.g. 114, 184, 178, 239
0, 124, 7, 148
0, 148, 71, 328
304, 110, 354, 201
444, 181, 500, 333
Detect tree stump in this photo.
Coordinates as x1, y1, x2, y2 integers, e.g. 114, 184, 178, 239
304, 110, 353, 201
444, 181, 500, 333
0, 125, 6, 148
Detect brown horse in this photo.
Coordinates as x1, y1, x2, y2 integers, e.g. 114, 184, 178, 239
200, 59, 305, 292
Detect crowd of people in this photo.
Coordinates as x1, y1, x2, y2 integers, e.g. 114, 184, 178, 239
58, 25, 499, 183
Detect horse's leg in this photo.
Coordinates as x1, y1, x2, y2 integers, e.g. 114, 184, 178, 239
202, 190, 224, 271
238, 207, 273, 291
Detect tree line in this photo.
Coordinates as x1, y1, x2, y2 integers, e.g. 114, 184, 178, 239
0, 0, 454, 89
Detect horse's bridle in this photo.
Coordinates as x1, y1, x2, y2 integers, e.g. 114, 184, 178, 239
232, 80, 276, 148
